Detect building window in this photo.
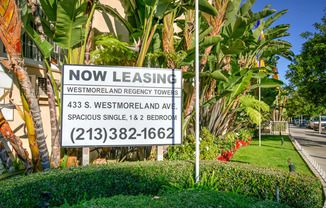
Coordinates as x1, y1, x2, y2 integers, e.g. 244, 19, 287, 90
29, 75, 60, 99
22, 33, 42, 62
37, 77, 47, 97
0, 7, 66, 66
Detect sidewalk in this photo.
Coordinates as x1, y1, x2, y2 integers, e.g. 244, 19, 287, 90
288, 125, 326, 207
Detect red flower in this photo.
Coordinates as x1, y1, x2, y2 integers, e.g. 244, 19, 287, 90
217, 136, 253, 162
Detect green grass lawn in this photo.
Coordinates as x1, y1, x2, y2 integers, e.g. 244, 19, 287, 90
231, 135, 313, 175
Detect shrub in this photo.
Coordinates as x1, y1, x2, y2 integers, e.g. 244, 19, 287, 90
238, 129, 254, 143
167, 127, 220, 160
220, 132, 237, 151
167, 128, 255, 161
0, 161, 323, 208
62, 190, 290, 208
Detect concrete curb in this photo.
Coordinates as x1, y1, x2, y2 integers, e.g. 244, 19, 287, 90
289, 133, 326, 207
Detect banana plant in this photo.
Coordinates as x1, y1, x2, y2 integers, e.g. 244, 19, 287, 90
98, 0, 219, 67
39, 0, 97, 64
178, 0, 292, 137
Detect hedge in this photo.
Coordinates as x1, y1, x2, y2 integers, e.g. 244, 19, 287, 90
0, 161, 323, 208
61, 190, 290, 208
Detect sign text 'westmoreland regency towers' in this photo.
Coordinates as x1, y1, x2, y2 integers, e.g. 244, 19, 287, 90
60, 65, 182, 147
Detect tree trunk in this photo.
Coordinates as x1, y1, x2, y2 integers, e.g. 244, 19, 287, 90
0, 0, 51, 171
0, 139, 14, 172
47, 74, 60, 168
23, 109, 42, 171
0, 109, 32, 170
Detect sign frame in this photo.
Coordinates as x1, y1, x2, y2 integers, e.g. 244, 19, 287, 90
60, 64, 183, 147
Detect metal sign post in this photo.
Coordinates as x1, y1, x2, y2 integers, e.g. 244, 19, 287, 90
259, 79, 261, 147
82, 147, 89, 165
157, 146, 163, 161
195, 0, 200, 183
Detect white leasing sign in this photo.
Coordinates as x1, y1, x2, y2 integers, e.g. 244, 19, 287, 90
61, 65, 182, 147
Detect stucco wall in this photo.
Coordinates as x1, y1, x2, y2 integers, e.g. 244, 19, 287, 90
5, 60, 61, 159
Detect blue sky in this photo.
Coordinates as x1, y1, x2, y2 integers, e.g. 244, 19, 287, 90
251, 0, 325, 85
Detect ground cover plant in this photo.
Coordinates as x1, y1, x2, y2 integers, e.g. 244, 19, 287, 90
0, 161, 323, 208
58, 190, 290, 208
231, 135, 313, 175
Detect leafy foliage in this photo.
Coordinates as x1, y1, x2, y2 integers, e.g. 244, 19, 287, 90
238, 95, 270, 125
286, 10, 326, 112
167, 127, 220, 160
91, 34, 138, 66
0, 161, 323, 208
63, 190, 289, 208
167, 128, 254, 160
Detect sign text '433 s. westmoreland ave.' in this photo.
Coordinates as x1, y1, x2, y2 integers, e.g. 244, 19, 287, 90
60, 65, 182, 147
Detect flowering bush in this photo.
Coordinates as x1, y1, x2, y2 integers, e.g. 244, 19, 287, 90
217, 129, 254, 162
167, 128, 220, 160
238, 129, 254, 143
167, 128, 254, 162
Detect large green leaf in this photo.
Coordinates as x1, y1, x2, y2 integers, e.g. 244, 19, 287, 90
120, 0, 142, 28
182, 70, 227, 82
249, 9, 276, 24
53, 0, 88, 49
225, 0, 241, 24
263, 24, 290, 41
155, 1, 178, 19
40, 16, 54, 39
264, 9, 288, 30
232, 71, 252, 98
210, 70, 228, 82
224, 71, 243, 89
201, 35, 223, 48
258, 44, 292, 59
248, 78, 283, 89
142, 0, 156, 7
230, 58, 240, 74
96, 3, 134, 34
25, 24, 53, 58
199, 0, 218, 17
239, 0, 256, 16
19, 0, 29, 30
221, 39, 246, 54
278, 50, 294, 61
252, 71, 267, 79
201, 89, 234, 107
250, 67, 274, 74
191, 26, 213, 48
231, 16, 248, 39
182, 71, 195, 79
40, 0, 57, 22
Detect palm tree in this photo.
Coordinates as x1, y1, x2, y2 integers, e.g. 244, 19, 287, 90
0, 0, 51, 171
0, 109, 33, 171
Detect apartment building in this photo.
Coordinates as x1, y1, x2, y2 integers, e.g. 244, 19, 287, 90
0, 0, 125, 158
